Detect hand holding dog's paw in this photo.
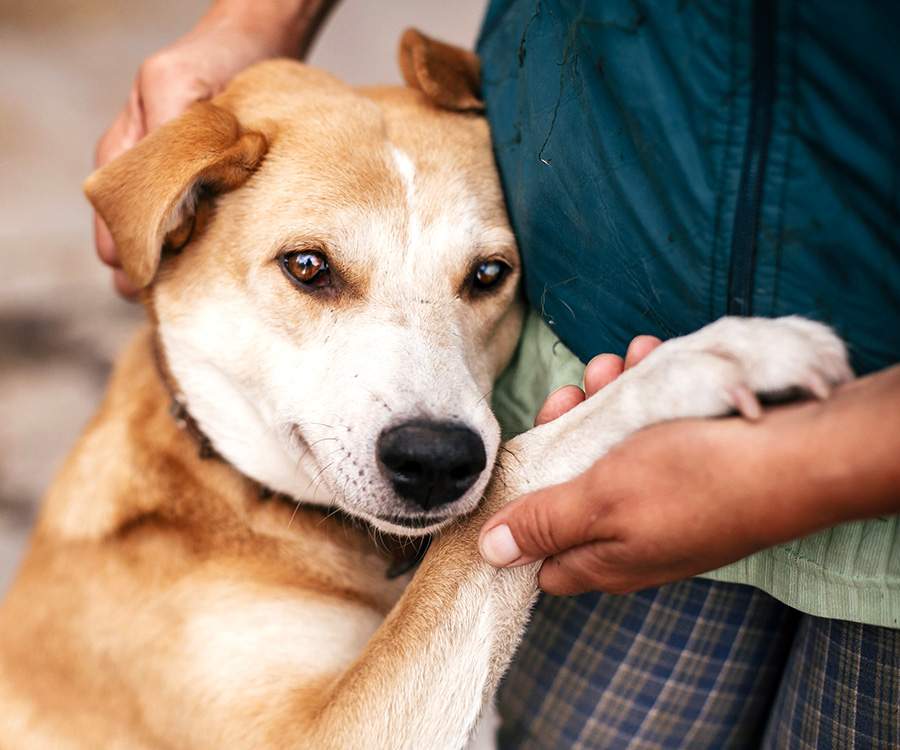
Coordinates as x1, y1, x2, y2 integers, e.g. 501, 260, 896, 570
480, 317, 867, 595
479, 415, 784, 594
480, 382, 890, 596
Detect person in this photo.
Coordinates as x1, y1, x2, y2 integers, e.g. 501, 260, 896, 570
94, 0, 900, 747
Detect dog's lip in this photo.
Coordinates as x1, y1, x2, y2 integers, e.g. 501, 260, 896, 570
378, 512, 454, 530
353, 507, 466, 538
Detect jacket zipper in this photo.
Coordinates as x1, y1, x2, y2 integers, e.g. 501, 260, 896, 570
727, 0, 778, 316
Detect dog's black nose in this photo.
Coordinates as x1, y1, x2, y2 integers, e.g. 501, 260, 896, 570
377, 421, 487, 511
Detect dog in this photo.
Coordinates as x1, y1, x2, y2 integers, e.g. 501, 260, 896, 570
0, 30, 852, 750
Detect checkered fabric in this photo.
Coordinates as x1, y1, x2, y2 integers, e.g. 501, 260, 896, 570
762, 616, 900, 749
497, 579, 799, 749
497, 579, 900, 749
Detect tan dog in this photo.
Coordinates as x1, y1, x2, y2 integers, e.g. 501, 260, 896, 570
0, 30, 852, 750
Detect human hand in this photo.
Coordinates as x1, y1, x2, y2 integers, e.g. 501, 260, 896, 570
479, 415, 780, 595
94, 0, 333, 296
478, 334, 795, 595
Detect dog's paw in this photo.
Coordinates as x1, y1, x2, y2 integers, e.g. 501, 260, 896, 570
497, 316, 853, 496
636, 315, 854, 421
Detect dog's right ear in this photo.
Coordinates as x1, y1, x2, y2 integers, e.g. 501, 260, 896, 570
84, 102, 268, 289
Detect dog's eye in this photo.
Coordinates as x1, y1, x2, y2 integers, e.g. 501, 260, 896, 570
471, 259, 511, 292
281, 249, 331, 288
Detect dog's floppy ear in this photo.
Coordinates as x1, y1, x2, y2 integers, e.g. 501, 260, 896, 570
399, 28, 484, 113
84, 101, 268, 289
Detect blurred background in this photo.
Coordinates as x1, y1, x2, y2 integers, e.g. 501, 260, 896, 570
0, 0, 484, 594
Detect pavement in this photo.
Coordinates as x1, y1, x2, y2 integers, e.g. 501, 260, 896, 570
0, 0, 484, 594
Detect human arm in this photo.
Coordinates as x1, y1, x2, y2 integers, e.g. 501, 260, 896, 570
95, 0, 340, 295
479, 353, 900, 596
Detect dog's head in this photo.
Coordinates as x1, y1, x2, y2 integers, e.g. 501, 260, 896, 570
85, 31, 523, 537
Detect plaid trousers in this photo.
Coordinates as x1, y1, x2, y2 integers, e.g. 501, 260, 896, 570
497, 579, 900, 749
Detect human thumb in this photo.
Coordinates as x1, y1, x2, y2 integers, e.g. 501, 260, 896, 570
478, 478, 592, 568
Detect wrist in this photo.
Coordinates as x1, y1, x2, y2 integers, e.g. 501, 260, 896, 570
670, 406, 850, 557
797, 369, 900, 522
730, 369, 900, 547
736, 402, 837, 546
201, 0, 337, 58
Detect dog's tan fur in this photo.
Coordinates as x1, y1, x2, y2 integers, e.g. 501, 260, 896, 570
0, 30, 852, 750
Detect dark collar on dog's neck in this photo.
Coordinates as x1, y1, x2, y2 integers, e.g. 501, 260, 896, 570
167, 394, 220, 461
151, 333, 220, 461
383, 535, 432, 579
150, 333, 430, 578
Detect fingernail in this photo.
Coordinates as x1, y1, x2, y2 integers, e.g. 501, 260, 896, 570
731, 385, 762, 420
480, 524, 522, 567
806, 372, 831, 400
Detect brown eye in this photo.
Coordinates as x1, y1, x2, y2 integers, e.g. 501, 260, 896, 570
281, 249, 331, 288
472, 258, 511, 291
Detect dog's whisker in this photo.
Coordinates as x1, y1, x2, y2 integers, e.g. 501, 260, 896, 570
497, 444, 522, 466
286, 496, 305, 528
307, 460, 336, 497
306, 436, 340, 450
476, 386, 496, 407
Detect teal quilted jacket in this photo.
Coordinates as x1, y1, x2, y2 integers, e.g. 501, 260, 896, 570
478, 0, 900, 376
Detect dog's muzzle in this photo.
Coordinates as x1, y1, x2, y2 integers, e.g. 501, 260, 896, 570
377, 420, 486, 511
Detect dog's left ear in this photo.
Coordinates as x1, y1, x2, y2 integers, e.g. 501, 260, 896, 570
84, 101, 268, 289
399, 28, 483, 113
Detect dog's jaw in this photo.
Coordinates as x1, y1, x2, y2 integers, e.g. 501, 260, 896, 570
159, 325, 332, 506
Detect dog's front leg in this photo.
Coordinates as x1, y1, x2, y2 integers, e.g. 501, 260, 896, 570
298, 485, 539, 750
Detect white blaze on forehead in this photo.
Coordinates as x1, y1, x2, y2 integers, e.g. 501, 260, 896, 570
389, 144, 417, 200
389, 144, 422, 254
